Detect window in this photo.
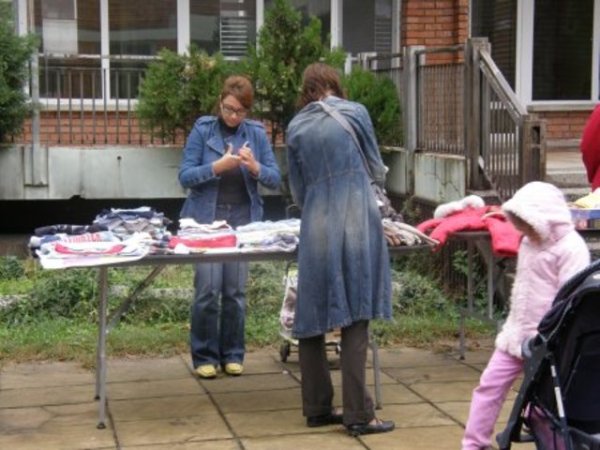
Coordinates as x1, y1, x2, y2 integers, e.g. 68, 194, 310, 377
108, 0, 177, 98
474, 0, 599, 103
343, 0, 393, 54
532, 0, 593, 100
264, 0, 330, 44
28, 0, 398, 101
471, 0, 516, 89
190, 0, 256, 58
35, 0, 101, 99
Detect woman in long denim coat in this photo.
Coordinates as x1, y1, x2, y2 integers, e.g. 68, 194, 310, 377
179, 75, 281, 379
286, 63, 394, 436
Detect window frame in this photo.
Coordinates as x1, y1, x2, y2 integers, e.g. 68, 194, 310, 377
16, 0, 399, 103
516, 0, 600, 107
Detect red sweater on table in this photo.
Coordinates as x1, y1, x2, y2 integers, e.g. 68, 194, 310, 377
581, 105, 600, 190
417, 206, 521, 257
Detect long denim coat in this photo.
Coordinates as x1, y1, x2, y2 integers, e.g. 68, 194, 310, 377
286, 96, 392, 338
178, 116, 281, 223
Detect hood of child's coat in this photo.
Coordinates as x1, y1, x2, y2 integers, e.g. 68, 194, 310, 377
501, 181, 573, 241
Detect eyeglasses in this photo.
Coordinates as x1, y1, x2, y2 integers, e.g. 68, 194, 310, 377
221, 103, 247, 117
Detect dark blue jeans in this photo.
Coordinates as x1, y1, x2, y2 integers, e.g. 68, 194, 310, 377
190, 203, 251, 368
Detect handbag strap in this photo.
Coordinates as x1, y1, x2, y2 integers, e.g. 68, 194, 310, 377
316, 100, 375, 181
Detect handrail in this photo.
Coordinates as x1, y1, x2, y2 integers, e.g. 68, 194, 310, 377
479, 50, 526, 121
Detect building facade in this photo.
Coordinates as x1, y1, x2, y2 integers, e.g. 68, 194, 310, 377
2, 0, 599, 204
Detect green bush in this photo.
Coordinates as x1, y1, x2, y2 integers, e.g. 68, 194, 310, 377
242, 0, 346, 144
0, 256, 24, 280
136, 46, 234, 141
0, 2, 37, 142
343, 67, 403, 146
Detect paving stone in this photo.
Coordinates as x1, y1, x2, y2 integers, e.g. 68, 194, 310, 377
212, 387, 302, 413
122, 441, 240, 450
377, 347, 456, 368
109, 395, 214, 422
434, 400, 516, 426
198, 372, 299, 394
115, 415, 232, 447
0, 384, 95, 408
375, 383, 424, 405
0, 347, 542, 449
359, 424, 466, 449
384, 363, 482, 384
0, 361, 94, 389
374, 403, 456, 428
224, 409, 330, 438
0, 406, 53, 433
242, 431, 365, 449
106, 356, 190, 382
107, 377, 201, 400
0, 403, 116, 450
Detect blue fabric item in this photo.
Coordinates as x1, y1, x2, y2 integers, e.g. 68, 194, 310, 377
178, 116, 281, 223
286, 96, 392, 339
190, 203, 250, 368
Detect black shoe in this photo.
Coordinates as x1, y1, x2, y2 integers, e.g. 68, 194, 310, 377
346, 418, 395, 436
306, 411, 344, 428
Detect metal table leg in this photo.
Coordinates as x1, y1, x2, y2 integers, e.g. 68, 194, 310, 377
96, 267, 108, 429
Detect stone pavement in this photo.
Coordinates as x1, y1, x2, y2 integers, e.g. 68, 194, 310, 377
0, 343, 537, 450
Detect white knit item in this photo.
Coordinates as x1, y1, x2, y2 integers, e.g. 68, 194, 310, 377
433, 195, 485, 219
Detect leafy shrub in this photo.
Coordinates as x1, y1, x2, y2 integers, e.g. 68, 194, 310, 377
136, 46, 234, 141
242, 0, 346, 144
0, 3, 37, 142
343, 67, 403, 146
0, 268, 98, 324
0, 256, 24, 280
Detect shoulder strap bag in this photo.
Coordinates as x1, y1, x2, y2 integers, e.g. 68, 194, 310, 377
316, 100, 400, 221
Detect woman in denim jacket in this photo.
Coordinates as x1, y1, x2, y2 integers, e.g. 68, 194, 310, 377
286, 63, 394, 436
179, 75, 281, 379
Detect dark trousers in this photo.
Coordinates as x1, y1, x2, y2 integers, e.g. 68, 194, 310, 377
298, 320, 374, 426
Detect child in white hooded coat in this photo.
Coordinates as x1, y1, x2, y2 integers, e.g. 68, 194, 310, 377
462, 181, 590, 450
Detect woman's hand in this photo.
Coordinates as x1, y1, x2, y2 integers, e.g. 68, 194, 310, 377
213, 144, 241, 174
239, 142, 260, 177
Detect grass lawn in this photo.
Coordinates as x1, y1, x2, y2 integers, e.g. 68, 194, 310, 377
0, 259, 496, 368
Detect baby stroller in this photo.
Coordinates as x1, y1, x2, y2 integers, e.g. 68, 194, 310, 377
278, 261, 341, 362
496, 259, 600, 450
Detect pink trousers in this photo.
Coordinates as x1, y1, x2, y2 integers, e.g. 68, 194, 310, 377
462, 348, 523, 450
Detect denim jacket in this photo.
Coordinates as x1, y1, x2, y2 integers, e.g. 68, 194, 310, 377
286, 96, 391, 338
178, 116, 281, 224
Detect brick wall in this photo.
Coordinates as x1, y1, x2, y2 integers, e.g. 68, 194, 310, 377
402, 0, 468, 63
537, 110, 593, 142
15, 111, 281, 147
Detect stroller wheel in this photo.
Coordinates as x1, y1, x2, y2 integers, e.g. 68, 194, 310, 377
280, 342, 291, 362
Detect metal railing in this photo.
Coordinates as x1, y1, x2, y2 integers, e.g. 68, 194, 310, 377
22, 40, 545, 198
415, 45, 465, 155
465, 39, 545, 201
363, 39, 545, 202
24, 54, 176, 146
